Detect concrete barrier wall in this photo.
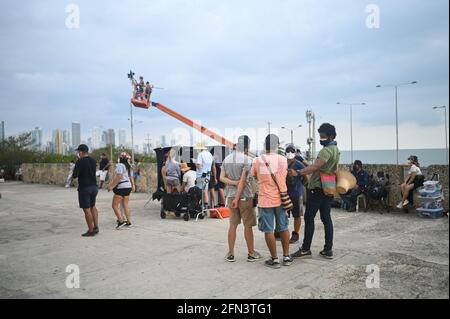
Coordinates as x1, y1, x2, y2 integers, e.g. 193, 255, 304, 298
22, 163, 159, 193
21, 163, 448, 210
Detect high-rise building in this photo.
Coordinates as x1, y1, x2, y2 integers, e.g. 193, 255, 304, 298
31, 127, 43, 151
91, 127, 102, 149
119, 129, 127, 147
160, 135, 167, 147
52, 129, 64, 154
63, 129, 71, 146
0, 121, 5, 141
71, 122, 81, 148
105, 129, 115, 146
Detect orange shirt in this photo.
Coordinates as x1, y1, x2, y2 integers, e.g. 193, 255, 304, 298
251, 153, 288, 208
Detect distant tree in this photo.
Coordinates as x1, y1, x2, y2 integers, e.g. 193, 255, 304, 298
0, 133, 34, 179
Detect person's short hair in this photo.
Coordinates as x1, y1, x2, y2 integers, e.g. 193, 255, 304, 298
318, 123, 337, 139
264, 134, 279, 152
146, 81, 149, 84
354, 160, 363, 167
236, 135, 250, 152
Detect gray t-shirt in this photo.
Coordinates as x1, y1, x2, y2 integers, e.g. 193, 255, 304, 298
115, 163, 132, 189
222, 151, 253, 199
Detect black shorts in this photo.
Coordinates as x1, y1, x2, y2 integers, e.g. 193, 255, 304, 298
412, 175, 425, 190
208, 177, 217, 190
78, 185, 98, 209
288, 194, 302, 218
215, 181, 225, 191
113, 187, 132, 197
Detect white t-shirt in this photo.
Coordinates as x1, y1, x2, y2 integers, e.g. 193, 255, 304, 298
408, 164, 422, 176
115, 163, 132, 189
182, 170, 197, 191
196, 150, 213, 177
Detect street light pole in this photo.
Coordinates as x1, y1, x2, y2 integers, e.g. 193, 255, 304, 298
281, 125, 302, 145
377, 81, 417, 165
433, 106, 448, 165
337, 102, 366, 164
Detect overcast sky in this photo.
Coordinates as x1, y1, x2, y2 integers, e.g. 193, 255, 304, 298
0, 0, 448, 151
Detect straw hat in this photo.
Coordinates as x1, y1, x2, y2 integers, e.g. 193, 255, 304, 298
196, 141, 207, 150
336, 170, 357, 194
180, 162, 191, 173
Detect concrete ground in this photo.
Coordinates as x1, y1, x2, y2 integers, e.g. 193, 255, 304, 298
0, 182, 448, 299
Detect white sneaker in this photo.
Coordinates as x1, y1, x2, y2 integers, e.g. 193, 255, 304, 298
247, 251, 262, 262
396, 202, 403, 209
402, 200, 409, 207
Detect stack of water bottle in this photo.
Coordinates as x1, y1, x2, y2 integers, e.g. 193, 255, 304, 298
417, 180, 445, 218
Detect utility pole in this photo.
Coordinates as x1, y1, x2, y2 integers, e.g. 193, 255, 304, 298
145, 134, 152, 155
306, 110, 316, 161
267, 122, 272, 135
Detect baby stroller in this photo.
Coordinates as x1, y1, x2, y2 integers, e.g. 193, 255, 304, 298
366, 171, 391, 213
160, 187, 203, 221
151, 146, 229, 221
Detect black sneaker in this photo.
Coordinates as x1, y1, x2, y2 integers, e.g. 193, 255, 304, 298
124, 222, 132, 227
116, 221, 127, 230
93, 226, 99, 234
264, 258, 281, 269
225, 253, 235, 263
320, 250, 334, 259
289, 231, 299, 244
291, 247, 312, 259
81, 231, 95, 237
347, 206, 356, 213
282, 255, 294, 266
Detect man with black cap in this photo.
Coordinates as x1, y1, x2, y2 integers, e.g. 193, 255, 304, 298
72, 144, 99, 237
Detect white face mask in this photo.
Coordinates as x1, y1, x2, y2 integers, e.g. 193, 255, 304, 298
286, 152, 295, 160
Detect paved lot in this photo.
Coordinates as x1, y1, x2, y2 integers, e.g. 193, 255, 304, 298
0, 182, 448, 299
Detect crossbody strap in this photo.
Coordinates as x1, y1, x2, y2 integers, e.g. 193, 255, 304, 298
260, 154, 282, 194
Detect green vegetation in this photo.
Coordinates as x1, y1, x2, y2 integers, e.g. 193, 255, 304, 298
0, 133, 156, 179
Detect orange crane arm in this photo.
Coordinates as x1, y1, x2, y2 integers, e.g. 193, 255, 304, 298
151, 102, 236, 150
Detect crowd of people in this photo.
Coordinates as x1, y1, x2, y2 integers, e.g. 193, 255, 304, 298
69, 123, 426, 269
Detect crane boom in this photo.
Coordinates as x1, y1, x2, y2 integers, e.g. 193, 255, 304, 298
151, 102, 236, 149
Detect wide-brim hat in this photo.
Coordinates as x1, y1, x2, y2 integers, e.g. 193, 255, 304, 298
180, 163, 191, 172
196, 141, 207, 150
336, 170, 357, 194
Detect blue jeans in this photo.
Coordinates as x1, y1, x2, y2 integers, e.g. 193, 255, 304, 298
302, 188, 334, 251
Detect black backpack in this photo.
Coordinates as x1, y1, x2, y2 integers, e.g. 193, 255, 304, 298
367, 172, 390, 200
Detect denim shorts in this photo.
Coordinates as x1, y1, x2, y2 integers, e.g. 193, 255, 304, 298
257, 206, 289, 233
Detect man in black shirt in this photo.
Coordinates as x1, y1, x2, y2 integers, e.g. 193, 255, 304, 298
98, 153, 110, 189
72, 144, 99, 237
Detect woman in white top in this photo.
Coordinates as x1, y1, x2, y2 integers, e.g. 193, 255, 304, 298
108, 152, 135, 229
397, 155, 424, 209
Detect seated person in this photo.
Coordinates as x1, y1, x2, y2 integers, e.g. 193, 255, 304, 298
397, 155, 424, 209
340, 160, 369, 212
180, 163, 197, 193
